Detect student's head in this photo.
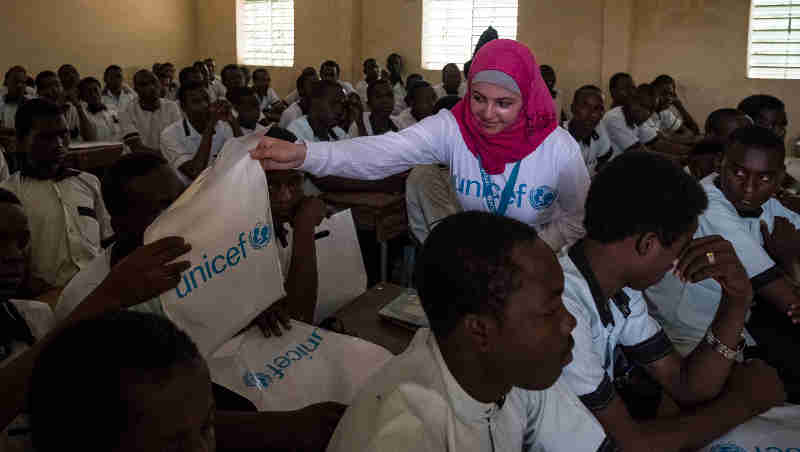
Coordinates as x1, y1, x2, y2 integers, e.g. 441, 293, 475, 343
418, 211, 575, 391
227, 86, 260, 129
720, 125, 786, 215
31, 311, 214, 452
161, 62, 176, 81
585, 152, 708, 290
221, 64, 245, 91
103, 153, 183, 241
405, 73, 423, 93
320, 60, 340, 82
0, 188, 29, 300
204, 58, 216, 75
133, 70, 161, 103
625, 83, 657, 126
15, 98, 70, 178
4, 66, 28, 99
442, 63, 462, 94
263, 127, 304, 222
737, 95, 787, 139
103, 65, 124, 92
193, 61, 210, 84
387, 53, 403, 76
178, 81, 211, 126
240, 66, 251, 86
309, 80, 346, 129
609, 72, 634, 106
434, 95, 461, 113
705, 108, 750, 144
688, 140, 724, 181
77, 77, 103, 108
652, 74, 676, 111
363, 58, 379, 82
152, 63, 162, 76
406, 80, 437, 120
252, 68, 271, 92
366, 79, 395, 118
296, 71, 319, 99
539, 64, 556, 92
179, 66, 204, 86
57, 64, 80, 91
570, 85, 605, 136
35, 71, 64, 104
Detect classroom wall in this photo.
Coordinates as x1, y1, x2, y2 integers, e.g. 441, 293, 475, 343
0, 0, 197, 82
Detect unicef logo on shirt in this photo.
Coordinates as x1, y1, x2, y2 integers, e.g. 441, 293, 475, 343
248, 222, 272, 250
709, 444, 746, 452
529, 185, 558, 210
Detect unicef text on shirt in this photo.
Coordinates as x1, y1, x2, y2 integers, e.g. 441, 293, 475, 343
175, 223, 272, 298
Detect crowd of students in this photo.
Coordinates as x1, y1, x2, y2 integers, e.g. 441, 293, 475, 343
0, 29, 799, 451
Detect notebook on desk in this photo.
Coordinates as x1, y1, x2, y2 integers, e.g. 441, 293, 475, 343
378, 288, 429, 330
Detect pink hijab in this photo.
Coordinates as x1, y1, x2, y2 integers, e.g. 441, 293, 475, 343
451, 39, 558, 175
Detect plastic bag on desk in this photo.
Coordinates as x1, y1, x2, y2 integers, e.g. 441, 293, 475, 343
702, 405, 800, 452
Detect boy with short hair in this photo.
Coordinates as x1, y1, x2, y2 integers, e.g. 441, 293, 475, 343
651, 75, 700, 136
77, 77, 124, 142
686, 108, 750, 180
279, 71, 318, 129
56, 65, 80, 106
252, 68, 285, 122
205, 57, 226, 101
609, 72, 635, 109
560, 151, 784, 451
285, 67, 318, 105
159, 62, 178, 100
1, 66, 32, 132
433, 63, 466, 99
540, 64, 565, 123
287, 79, 348, 142
567, 85, 611, 177
738, 94, 787, 140
36, 71, 97, 142
355, 58, 380, 108
221, 64, 245, 93
227, 86, 268, 135
101, 65, 137, 112
394, 80, 437, 130
320, 60, 355, 95
118, 70, 183, 155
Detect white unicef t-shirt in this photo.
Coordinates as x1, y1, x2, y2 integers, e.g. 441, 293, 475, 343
300, 109, 590, 251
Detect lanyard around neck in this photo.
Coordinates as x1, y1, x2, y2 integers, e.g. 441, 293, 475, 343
478, 159, 522, 216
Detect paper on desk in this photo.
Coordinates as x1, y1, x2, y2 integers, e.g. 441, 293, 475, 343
68, 141, 123, 150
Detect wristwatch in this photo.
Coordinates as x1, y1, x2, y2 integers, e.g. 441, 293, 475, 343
704, 328, 745, 361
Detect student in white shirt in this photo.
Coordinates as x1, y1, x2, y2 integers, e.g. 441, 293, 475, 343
609, 73, 635, 110
566, 85, 611, 177
0, 99, 113, 289
320, 60, 355, 95
57, 64, 81, 108
647, 126, 800, 401
393, 80, 437, 130
119, 70, 183, 155
0, 66, 31, 132
355, 58, 380, 109
77, 77, 124, 142
652, 74, 700, 136
158, 62, 179, 101
252, 68, 285, 123
738, 94, 788, 140
227, 87, 268, 136
204, 57, 226, 101
349, 79, 400, 137
386, 53, 407, 115
685, 108, 750, 181
220, 64, 245, 96
255, 40, 590, 252
35, 71, 97, 143
433, 63, 467, 99
279, 71, 317, 129
160, 81, 241, 186
101, 65, 137, 112
327, 211, 613, 452
287, 80, 348, 143
284, 67, 317, 106
561, 151, 784, 451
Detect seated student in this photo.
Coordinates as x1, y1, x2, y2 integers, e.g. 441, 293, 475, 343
36, 71, 97, 142
686, 108, 751, 180
355, 58, 380, 108
160, 81, 241, 186
560, 151, 784, 451
540, 64, 566, 123
204, 57, 226, 101
0, 99, 112, 291
327, 211, 613, 452
647, 125, 800, 401
1, 66, 32, 133
118, 70, 182, 155
567, 85, 611, 177
651, 74, 700, 136
77, 77, 124, 142
285, 67, 318, 105
609, 72, 636, 109
57, 65, 80, 106
738, 94, 787, 140
393, 80, 437, 130
192, 61, 216, 103
227, 86, 268, 135
386, 53, 407, 115
220, 63, 245, 94
252, 68, 285, 122
320, 60, 355, 95
288, 79, 348, 142
433, 63, 467, 99
349, 79, 400, 137
101, 65, 137, 112
279, 71, 318, 129
159, 62, 178, 100
240, 65, 251, 87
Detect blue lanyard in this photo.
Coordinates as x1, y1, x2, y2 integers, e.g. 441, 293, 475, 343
478, 160, 522, 216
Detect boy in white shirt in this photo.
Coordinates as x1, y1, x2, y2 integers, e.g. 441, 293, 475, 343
252, 68, 285, 123
118, 70, 183, 155
320, 60, 355, 95
220, 64, 245, 95
349, 79, 400, 137
0, 66, 32, 133
651, 75, 700, 136
566, 85, 611, 177
560, 151, 784, 451
686, 108, 750, 180
284, 67, 317, 105
279, 71, 317, 129
393, 80, 437, 130
160, 81, 242, 186
77, 77, 124, 142
101, 65, 137, 112
646, 125, 800, 401
227, 87, 268, 135
327, 211, 614, 452
738, 94, 788, 140
433, 63, 467, 99
287, 79, 348, 143
355, 58, 380, 109
35, 71, 97, 142
204, 58, 226, 101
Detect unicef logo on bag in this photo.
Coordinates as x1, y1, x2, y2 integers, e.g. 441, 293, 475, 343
249, 223, 271, 250
710, 444, 746, 452
529, 185, 558, 210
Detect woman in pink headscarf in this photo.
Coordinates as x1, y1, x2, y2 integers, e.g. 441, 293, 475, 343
251, 40, 589, 251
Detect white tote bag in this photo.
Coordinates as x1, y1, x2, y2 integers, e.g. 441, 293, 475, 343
208, 322, 393, 411
702, 405, 800, 452
144, 133, 286, 356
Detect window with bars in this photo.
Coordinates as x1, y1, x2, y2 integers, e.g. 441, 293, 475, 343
421, 0, 518, 71
748, 0, 800, 79
236, 0, 294, 67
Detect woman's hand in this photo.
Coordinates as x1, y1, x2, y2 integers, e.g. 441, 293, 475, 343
250, 137, 308, 171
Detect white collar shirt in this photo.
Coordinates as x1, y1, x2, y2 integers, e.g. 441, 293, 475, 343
566, 121, 612, 178
160, 118, 235, 186
118, 98, 183, 149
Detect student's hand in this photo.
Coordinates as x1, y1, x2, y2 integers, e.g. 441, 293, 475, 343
97, 237, 192, 309
673, 235, 753, 305
250, 138, 307, 171
64, 89, 80, 107
726, 359, 785, 416
293, 196, 326, 231
209, 99, 234, 126
252, 299, 292, 337
282, 402, 348, 451
761, 217, 800, 272
347, 92, 363, 120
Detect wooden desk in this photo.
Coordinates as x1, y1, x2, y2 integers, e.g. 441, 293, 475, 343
332, 283, 414, 355
67, 142, 124, 174
321, 192, 408, 282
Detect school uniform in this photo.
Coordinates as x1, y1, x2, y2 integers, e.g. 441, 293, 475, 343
393, 108, 419, 130
241, 123, 268, 136
326, 328, 613, 452
82, 103, 124, 142
0, 172, 113, 287
118, 98, 183, 150
257, 88, 281, 113
164, 82, 179, 101
339, 80, 356, 95
279, 101, 304, 129
406, 164, 460, 244
0, 95, 30, 129
62, 103, 84, 142
210, 77, 227, 101
566, 121, 612, 178
287, 116, 349, 143
101, 87, 137, 113
392, 83, 407, 115
347, 112, 400, 137
355, 80, 370, 107
285, 89, 300, 105
602, 106, 658, 159
652, 106, 683, 133
560, 241, 674, 413
299, 109, 590, 251
433, 81, 467, 99
645, 174, 798, 355
160, 118, 236, 186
